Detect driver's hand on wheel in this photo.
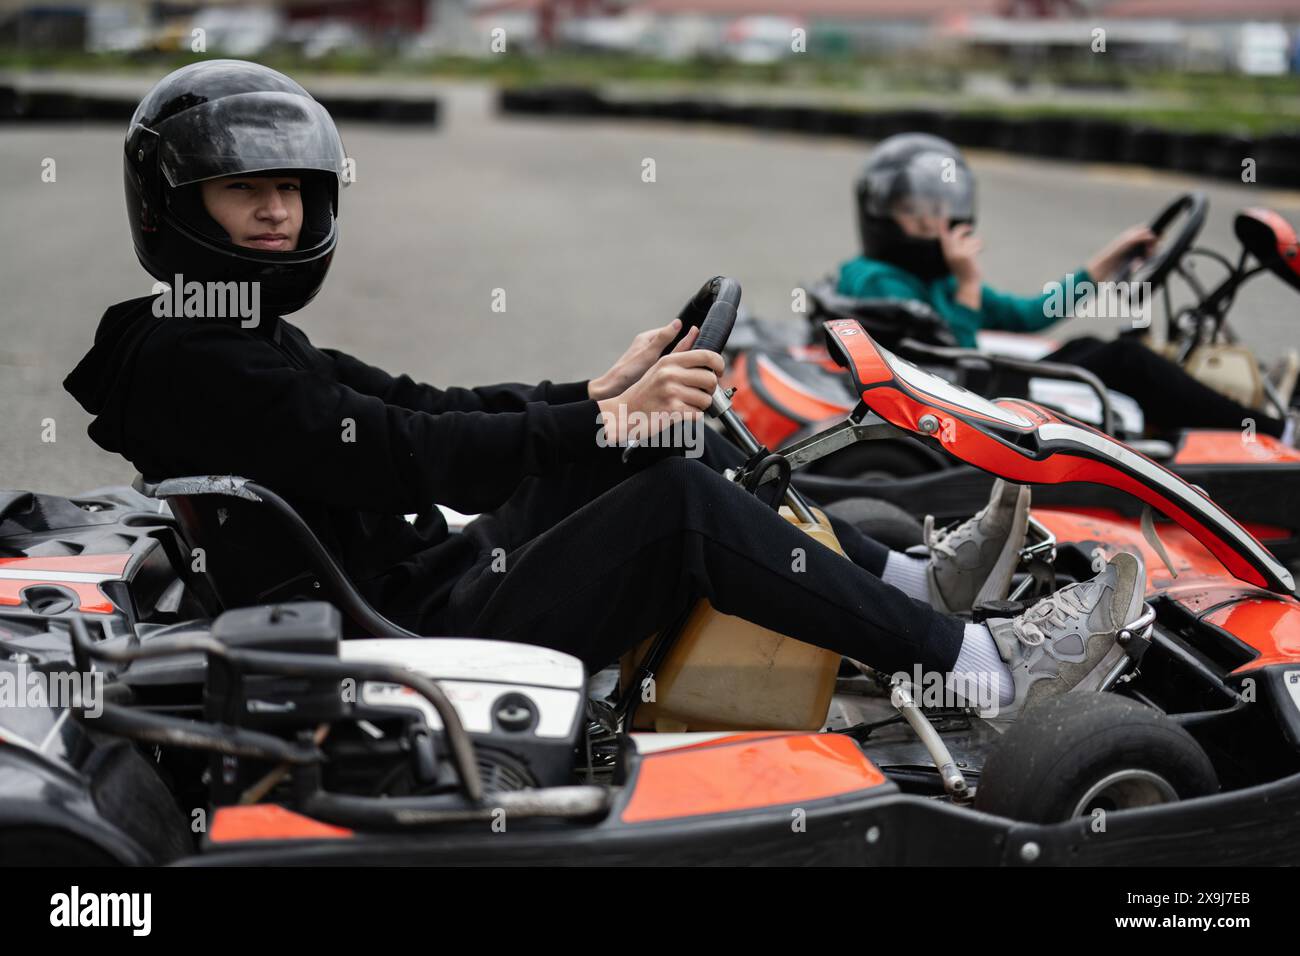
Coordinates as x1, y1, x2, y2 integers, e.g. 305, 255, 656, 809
587, 318, 700, 401
1087, 225, 1157, 281
596, 348, 724, 446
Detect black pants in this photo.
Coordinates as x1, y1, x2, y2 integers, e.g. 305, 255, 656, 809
443, 429, 964, 676
1048, 336, 1284, 438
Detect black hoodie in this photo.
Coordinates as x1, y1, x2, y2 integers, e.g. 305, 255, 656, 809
64, 296, 604, 629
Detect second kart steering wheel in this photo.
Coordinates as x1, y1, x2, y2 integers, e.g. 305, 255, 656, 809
1117, 191, 1207, 293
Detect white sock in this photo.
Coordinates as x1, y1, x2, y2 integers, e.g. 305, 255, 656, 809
882, 551, 930, 603
948, 622, 1014, 708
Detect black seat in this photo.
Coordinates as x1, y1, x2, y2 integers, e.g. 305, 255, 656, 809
806, 281, 958, 349
134, 474, 421, 639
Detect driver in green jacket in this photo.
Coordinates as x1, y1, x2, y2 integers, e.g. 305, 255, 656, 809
837, 133, 1291, 441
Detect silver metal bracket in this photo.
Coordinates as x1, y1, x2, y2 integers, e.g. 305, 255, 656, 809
731, 412, 908, 489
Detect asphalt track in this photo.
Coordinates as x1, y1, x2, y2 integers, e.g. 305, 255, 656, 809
3, 83, 1300, 496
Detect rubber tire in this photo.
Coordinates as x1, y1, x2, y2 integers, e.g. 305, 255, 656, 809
808, 441, 938, 480
0, 827, 121, 866
973, 693, 1219, 824
824, 497, 925, 551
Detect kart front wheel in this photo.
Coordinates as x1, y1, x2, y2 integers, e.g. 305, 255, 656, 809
823, 497, 924, 550
973, 692, 1219, 824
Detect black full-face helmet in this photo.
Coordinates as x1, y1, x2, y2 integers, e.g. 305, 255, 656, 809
854, 133, 976, 283
124, 60, 348, 315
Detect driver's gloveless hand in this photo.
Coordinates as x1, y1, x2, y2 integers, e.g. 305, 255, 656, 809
597, 349, 724, 446
588, 319, 698, 401
1087, 225, 1158, 281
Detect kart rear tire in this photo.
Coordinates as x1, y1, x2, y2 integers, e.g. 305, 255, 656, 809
973, 693, 1218, 824
824, 497, 925, 551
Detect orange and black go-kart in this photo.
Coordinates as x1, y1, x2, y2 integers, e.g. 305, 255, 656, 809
724, 194, 1300, 567
2, 277, 1300, 867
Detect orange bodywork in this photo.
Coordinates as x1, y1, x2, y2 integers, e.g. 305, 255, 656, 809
1035, 508, 1300, 674
790, 343, 844, 373
1243, 206, 1300, 277
1174, 431, 1300, 465
210, 804, 353, 843
813, 335, 1282, 590
726, 351, 851, 449
621, 732, 887, 824
1205, 599, 1300, 672
0, 553, 131, 615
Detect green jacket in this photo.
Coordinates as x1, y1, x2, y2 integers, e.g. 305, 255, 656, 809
836, 256, 1092, 349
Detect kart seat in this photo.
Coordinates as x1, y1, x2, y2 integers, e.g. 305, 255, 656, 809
134, 474, 422, 640
806, 283, 958, 349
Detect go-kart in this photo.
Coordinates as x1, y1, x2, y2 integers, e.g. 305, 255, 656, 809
722, 194, 1300, 565
2, 277, 1300, 866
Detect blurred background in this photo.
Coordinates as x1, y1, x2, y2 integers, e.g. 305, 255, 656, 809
5, 1, 1300, 133
3, 0, 1300, 494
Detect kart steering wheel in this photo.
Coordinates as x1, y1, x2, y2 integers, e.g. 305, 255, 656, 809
1116, 192, 1207, 292
621, 276, 742, 465
660, 275, 742, 358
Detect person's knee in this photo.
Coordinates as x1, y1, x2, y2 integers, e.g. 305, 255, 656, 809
639, 454, 709, 481
626, 455, 732, 519
1102, 337, 1144, 362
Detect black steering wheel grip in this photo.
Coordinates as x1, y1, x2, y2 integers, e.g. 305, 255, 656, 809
660, 276, 742, 357
1122, 191, 1207, 290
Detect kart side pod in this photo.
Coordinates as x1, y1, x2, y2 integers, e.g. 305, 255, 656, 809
620, 506, 842, 732
823, 318, 1295, 595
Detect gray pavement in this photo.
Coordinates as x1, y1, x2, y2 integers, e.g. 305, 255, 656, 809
3, 82, 1300, 496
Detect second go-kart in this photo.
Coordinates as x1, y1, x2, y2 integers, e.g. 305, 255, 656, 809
2, 278, 1299, 866
722, 194, 1300, 565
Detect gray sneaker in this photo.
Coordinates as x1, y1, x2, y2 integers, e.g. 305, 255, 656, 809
985, 551, 1147, 723
924, 479, 1031, 613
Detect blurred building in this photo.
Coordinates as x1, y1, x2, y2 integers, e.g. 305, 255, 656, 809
2, 0, 1300, 73
473, 0, 1300, 70
0, 0, 439, 52
0, 0, 92, 48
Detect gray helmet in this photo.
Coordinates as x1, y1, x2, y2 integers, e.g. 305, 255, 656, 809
854, 133, 976, 282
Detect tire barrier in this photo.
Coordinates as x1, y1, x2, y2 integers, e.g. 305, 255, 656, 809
497, 85, 1296, 189
1118, 125, 1172, 168
1254, 133, 1300, 189
0, 84, 441, 126
314, 95, 440, 125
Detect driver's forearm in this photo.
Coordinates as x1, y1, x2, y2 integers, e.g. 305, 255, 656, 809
1086, 251, 1116, 282
954, 279, 982, 312
588, 377, 612, 402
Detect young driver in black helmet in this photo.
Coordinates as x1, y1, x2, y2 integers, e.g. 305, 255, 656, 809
65, 61, 1148, 722
838, 132, 1294, 443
